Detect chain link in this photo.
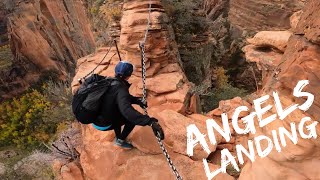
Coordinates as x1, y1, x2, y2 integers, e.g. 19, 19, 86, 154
140, 44, 148, 115
139, 42, 183, 180
156, 133, 183, 180
78, 45, 113, 84
138, 1, 183, 178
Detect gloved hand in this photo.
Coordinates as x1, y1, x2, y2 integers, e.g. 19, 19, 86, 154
136, 97, 148, 109
149, 118, 165, 140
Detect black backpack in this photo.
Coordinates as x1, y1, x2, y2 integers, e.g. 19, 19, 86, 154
72, 74, 118, 124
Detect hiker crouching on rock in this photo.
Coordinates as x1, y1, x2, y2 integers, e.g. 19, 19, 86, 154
92, 61, 164, 149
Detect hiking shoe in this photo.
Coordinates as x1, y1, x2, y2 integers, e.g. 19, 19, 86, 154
114, 138, 133, 149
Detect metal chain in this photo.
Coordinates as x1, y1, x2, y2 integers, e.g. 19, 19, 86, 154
139, 1, 182, 179
142, 0, 152, 44
139, 43, 183, 180
156, 134, 183, 180
78, 46, 113, 84
140, 43, 148, 115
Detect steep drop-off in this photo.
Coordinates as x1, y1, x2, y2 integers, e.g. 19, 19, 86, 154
177, 0, 305, 96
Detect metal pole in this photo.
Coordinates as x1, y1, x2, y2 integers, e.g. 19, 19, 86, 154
114, 39, 122, 61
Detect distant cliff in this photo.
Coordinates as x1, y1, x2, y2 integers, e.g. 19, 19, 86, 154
228, 0, 304, 31
0, 0, 95, 100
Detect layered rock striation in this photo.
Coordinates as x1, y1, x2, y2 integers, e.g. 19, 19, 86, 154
70, 1, 234, 179
0, 0, 95, 100
229, 0, 305, 31
68, 0, 320, 179
239, 0, 320, 179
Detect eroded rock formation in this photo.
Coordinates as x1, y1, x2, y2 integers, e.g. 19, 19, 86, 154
0, 0, 95, 100
70, 0, 234, 179
239, 0, 320, 179
68, 0, 320, 179
229, 0, 305, 31
189, 0, 305, 92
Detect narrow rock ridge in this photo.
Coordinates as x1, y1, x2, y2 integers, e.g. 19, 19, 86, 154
70, 1, 234, 179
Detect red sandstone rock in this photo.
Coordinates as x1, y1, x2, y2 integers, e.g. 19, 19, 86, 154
137, 72, 184, 94
239, 1, 320, 179
242, 44, 283, 86
61, 162, 84, 180
217, 144, 234, 151
207, 97, 251, 119
189, 94, 202, 114
290, 10, 303, 29
70, 0, 318, 179
79, 108, 234, 179
2, 0, 95, 100
228, 0, 304, 31
157, 110, 220, 161
247, 31, 292, 52
70, 1, 226, 179
295, 0, 320, 45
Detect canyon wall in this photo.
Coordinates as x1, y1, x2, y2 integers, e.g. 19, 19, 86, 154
229, 0, 305, 31
0, 0, 95, 100
185, 0, 305, 92
57, 0, 320, 179
240, 0, 320, 179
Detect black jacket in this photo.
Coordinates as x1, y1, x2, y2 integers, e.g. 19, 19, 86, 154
94, 77, 151, 127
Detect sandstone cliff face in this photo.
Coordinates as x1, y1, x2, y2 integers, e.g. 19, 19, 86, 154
228, 0, 305, 31
0, 0, 95, 100
239, 0, 320, 179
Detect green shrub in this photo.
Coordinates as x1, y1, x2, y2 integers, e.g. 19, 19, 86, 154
95, 0, 105, 7
201, 84, 247, 112
90, 7, 99, 15
0, 90, 53, 148
214, 67, 229, 89
0, 80, 73, 149
226, 164, 241, 178
105, 6, 122, 22
162, 0, 209, 45
181, 43, 214, 85
100, 4, 122, 23
199, 67, 247, 112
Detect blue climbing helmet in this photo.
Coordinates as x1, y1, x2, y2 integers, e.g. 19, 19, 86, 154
115, 61, 134, 77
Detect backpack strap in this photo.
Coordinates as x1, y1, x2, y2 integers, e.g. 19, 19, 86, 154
111, 79, 121, 86
109, 77, 128, 87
